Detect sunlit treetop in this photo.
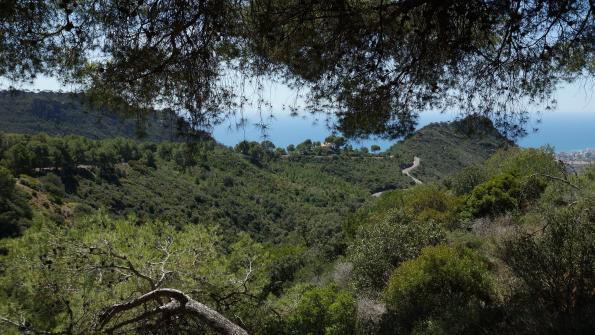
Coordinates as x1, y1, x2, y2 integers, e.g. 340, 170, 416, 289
1, 0, 593, 139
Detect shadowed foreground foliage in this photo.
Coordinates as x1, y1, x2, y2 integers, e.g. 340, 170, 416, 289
1, 1, 593, 138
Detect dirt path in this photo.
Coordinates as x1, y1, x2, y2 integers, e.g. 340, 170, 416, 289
402, 156, 422, 185
372, 156, 422, 197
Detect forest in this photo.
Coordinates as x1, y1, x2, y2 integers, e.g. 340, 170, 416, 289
1, 0, 593, 334
0, 121, 593, 334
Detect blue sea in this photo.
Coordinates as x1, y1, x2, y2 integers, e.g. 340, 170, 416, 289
212, 110, 595, 153
516, 112, 595, 152
5, 75, 593, 152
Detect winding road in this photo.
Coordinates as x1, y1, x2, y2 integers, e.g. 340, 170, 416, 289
402, 156, 422, 185
372, 156, 422, 197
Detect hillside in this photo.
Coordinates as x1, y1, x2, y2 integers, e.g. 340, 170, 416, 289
1, 131, 592, 335
389, 116, 512, 182
0, 133, 369, 256
0, 90, 182, 141
1, 123, 591, 335
0, 90, 512, 192
0, 115, 510, 254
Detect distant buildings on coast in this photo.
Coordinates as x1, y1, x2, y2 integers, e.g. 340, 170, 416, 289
556, 148, 594, 172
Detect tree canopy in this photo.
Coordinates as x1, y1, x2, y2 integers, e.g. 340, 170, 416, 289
1, 0, 593, 138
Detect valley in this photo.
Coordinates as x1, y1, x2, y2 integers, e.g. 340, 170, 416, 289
0, 3, 593, 334
0, 92, 592, 335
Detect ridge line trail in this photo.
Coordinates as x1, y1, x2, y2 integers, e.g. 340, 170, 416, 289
371, 156, 423, 197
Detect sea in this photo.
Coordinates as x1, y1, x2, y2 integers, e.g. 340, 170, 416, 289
212, 110, 595, 153
5, 76, 594, 153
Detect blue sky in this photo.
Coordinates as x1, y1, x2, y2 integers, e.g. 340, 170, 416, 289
2, 75, 594, 152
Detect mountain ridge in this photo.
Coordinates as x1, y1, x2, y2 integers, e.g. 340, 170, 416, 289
389, 116, 512, 182
0, 90, 185, 141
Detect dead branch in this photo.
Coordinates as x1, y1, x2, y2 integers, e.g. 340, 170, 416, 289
526, 173, 581, 190
0, 315, 66, 335
98, 288, 249, 335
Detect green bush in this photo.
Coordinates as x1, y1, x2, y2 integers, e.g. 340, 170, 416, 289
464, 173, 521, 218
0, 166, 14, 196
447, 165, 488, 196
344, 185, 460, 240
0, 166, 32, 238
39, 173, 65, 198
73, 203, 95, 217
157, 142, 174, 160
484, 147, 564, 201
272, 284, 357, 335
349, 210, 445, 291
383, 245, 494, 335
501, 204, 595, 334
484, 147, 561, 179
400, 185, 463, 226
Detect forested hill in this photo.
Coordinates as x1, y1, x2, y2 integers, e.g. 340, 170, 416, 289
2, 122, 591, 335
389, 116, 512, 182
0, 89, 513, 249
0, 89, 513, 200
0, 90, 183, 141
0, 115, 511, 249
0, 90, 511, 175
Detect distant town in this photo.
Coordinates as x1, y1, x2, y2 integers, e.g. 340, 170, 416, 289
556, 148, 594, 172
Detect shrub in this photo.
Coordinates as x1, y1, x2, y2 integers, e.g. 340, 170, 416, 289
349, 210, 445, 292
448, 165, 488, 196
501, 204, 595, 334
0, 166, 14, 196
276, 284, 357, 335
486, 147, 564, 200
0, 166, 32, 238
142, 150, 157, 168
401, 185, 462, 226
39, 173, 65, 198
157, 142, 173, 160
484, 147, 561, 178
464, 173, 521, 218
73, 203, 94, 217
383, 245, 494, 334
345, 185, 460, 240
263, 246, 306, 297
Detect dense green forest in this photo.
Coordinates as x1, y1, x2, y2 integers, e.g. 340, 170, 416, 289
0, 120, 593, 334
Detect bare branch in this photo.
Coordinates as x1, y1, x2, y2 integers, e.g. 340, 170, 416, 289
0, 315, 66, 335
95, 240, 157, 288
526, 173, 581, 190
99, 288, 249, 335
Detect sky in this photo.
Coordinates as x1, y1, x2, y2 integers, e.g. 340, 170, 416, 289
1, 75, 594, 152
